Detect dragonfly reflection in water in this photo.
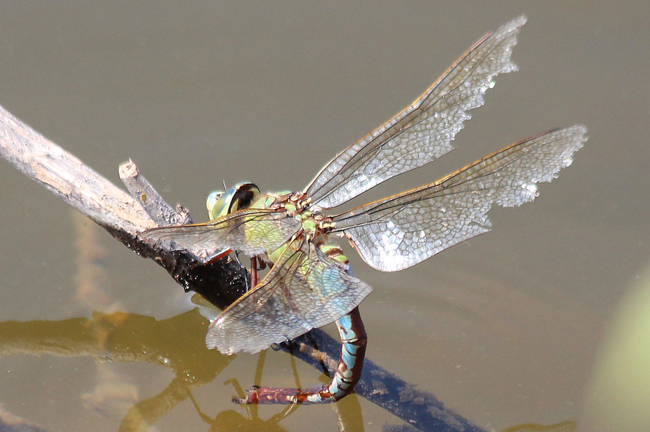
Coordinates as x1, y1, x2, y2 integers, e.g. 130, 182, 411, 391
142, 16, 587, 404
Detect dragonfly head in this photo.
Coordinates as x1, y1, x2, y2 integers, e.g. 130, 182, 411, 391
206, 182, 260, 220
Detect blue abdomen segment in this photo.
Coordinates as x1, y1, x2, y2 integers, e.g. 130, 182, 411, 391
311, 307, 367, 403
236, 307, 367, 404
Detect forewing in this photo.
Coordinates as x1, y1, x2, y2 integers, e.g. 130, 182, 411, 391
332, 126, 587, 272
140, 209, 301, 263
206, 239, 373, 354
304, 16, 526, 210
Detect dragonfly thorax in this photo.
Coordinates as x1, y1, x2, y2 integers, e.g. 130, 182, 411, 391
251, 190, 333, 234
206, 186, 333, 252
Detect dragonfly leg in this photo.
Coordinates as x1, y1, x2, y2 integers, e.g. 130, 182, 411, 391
250, 256, 258, 289
235, 307, 367, 404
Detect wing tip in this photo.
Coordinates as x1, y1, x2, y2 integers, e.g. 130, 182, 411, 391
552, 124, 589, 152
512, 15, 528, 28
491, 15, 528, 42
569, 124, 589, 140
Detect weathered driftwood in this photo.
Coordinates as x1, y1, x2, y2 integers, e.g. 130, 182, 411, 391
0, 103, 486, 432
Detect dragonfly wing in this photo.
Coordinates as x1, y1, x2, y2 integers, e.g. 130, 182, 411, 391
304, 16, 526, 210
206, 239, 373, 354
332, 126, 587, 272
140, 209, 301, 263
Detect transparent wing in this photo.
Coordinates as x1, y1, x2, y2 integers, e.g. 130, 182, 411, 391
140, 209, 301, 262
206, 239, 373, 354
304, 16, 526, 210
332, 126, 588, 272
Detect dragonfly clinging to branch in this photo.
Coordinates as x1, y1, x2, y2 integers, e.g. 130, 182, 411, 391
141, 15, 587, 404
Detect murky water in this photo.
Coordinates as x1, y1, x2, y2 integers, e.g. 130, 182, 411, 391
0, 2, 648, 431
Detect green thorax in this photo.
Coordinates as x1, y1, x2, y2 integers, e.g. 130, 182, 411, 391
206, 182, 345, 264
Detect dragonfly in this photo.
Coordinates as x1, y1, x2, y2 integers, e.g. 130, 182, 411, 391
141, 15, 587, 404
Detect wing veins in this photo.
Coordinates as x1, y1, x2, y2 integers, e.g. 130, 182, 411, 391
304, 16, 527, 209
331, 126, 587, 271
205, 238, 373, 354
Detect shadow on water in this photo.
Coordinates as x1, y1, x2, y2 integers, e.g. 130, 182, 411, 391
0, 310, 577, 432
0, 308, 293, 431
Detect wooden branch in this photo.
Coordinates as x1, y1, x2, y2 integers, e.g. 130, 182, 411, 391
0, 103, 247, 309
0, 105, 155, 234
0, 103, 486, 432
